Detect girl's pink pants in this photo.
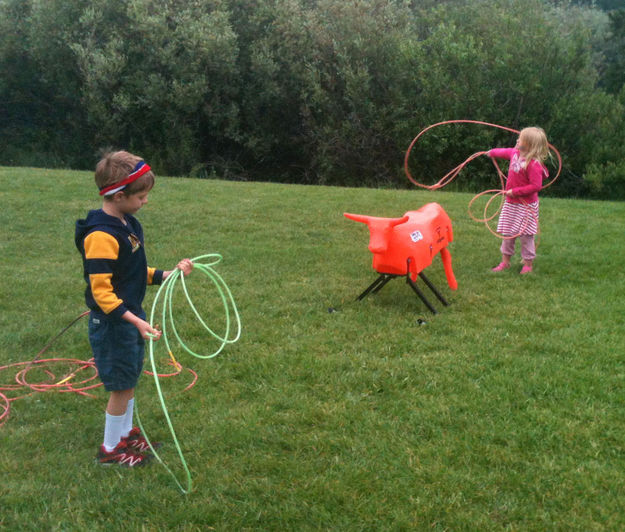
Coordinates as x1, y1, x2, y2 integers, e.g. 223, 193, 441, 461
500, 235, 536, 261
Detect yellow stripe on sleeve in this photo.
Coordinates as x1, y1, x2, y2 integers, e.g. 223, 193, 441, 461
84, 231, 119, 260
89, 273, 123, 314
148, 266, 156, 284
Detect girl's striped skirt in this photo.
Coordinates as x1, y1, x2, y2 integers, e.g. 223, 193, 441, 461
497, 200, 539, 236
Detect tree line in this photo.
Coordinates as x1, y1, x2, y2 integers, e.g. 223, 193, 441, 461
1, 0, 624, 198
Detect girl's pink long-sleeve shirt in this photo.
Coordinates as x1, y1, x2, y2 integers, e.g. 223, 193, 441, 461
488, 148, 548, 204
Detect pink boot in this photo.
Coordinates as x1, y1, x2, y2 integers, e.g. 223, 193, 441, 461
520, 265, 533, 275
491, 262, 510, 272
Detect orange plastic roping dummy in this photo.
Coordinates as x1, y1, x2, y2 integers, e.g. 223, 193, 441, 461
344, 202, 457, 290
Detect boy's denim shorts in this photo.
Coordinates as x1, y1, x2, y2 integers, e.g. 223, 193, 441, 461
88, 312, 145, 392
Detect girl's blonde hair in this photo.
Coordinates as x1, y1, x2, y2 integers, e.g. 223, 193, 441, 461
519, 127, 549, 164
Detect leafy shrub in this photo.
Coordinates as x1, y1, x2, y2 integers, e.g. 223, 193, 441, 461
0, 0, 623, 198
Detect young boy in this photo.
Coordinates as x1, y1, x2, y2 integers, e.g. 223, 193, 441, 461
75, 150, 193, 466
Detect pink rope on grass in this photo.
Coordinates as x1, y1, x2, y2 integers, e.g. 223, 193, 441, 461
0, 392, 9, 427
1, 311, 201, 427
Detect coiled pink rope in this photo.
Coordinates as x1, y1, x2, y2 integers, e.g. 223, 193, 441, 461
404, 119, 562, 238
0, 311, 197, 427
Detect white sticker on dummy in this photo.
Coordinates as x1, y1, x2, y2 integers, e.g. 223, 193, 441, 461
410, 230, 423, 243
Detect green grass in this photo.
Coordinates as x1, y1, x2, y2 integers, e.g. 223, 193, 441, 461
1, 166, 624, 530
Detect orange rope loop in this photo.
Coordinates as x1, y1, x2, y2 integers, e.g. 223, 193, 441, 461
404, 120, 562, 239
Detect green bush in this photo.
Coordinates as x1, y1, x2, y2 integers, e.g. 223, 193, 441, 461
0, 0, 623, 196
584, 160, 625, 199
69, 0, 239, 175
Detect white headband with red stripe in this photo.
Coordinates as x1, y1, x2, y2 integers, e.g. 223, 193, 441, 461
99, 161, 152, 196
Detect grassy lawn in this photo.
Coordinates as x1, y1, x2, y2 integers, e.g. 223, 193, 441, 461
1, 166, 624, 530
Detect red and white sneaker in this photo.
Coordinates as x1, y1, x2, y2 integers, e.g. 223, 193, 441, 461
96, 440, 151, 467
123, 427, 162, 454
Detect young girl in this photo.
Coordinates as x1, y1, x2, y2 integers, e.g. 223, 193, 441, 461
487, 127, 549, 274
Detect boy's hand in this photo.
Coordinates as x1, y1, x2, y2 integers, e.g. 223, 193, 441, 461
137, 319, 161, 340
177, 258, 194, 276
123, 311, 161, 340
163, 259, 193, 280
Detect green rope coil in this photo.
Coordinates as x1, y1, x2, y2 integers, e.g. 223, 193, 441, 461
137, 253, 241, 494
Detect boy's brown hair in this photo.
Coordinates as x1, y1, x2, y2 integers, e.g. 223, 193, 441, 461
95, 150, 155, 197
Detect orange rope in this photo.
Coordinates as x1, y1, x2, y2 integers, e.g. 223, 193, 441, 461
404, 120, 562, 239
0, 311, 198, 427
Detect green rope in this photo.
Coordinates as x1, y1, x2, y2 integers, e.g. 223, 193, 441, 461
136, 254, 241, 494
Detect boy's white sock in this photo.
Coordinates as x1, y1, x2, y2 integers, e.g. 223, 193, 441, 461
122, 398, 135, 438
103, 412, 126, 452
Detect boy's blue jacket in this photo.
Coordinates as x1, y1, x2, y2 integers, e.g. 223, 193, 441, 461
75, 209, 163, 320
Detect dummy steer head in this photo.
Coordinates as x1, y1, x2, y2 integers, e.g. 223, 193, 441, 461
343, 213, 409, 255
344, 202, 457, 291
